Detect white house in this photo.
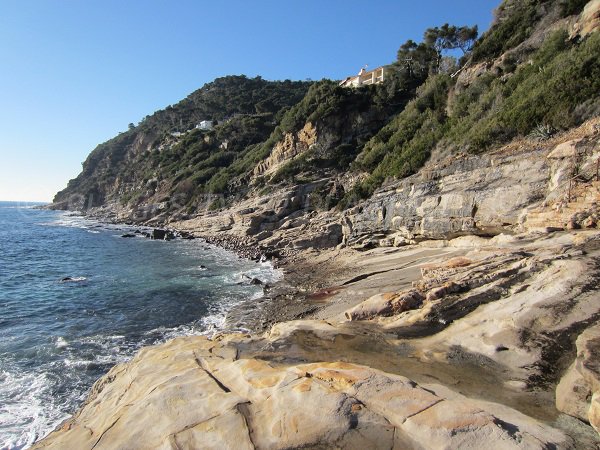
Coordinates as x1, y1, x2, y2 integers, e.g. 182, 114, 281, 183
196, 120, 214, 131
339, 66, 385, 88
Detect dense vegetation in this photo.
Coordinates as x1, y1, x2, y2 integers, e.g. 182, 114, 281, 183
471, 0, 590, 62
341, 0, 597, 205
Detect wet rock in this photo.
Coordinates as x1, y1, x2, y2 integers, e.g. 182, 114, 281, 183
121, 233, 136, 238
150, 229, 166, 240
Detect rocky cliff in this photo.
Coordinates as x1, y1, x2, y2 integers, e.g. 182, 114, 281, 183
343, 120, 600, 248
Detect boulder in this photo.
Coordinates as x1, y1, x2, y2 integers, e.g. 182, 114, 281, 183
547, 139, 580, 159
150, 228, 166, 240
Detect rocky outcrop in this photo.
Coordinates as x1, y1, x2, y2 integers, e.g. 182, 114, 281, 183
343, 147, 549, 246
345, 290, 424, 320
571, 0, 600, 39
253, 122, 318, 178
525, 133, 600, 232
557, 324, 600, 431
343, 120, 600, 248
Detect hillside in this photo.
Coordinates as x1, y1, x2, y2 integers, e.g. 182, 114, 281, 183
52, 0, 599, 223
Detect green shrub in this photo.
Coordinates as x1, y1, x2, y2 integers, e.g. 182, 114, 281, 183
471, 0, 541, 62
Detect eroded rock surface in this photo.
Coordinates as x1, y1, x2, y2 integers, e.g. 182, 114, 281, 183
343, 121, 600, 248
557, 323, 600, 432
32, 330, 572, 450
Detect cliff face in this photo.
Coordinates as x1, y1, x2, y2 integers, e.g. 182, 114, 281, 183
252, 122, 318, 178
343, 121, 600, 248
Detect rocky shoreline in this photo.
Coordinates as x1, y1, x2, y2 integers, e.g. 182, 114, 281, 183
32, 205, 600, 448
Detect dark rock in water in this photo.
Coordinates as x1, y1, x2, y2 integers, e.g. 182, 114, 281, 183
121, 233, 136, 238
250, 278, 264, 286
142, 232, 150, 238
151, 229, 166, 240
134, 230, 141, 234
60, 276, 87, 283
200, 265, 207, 269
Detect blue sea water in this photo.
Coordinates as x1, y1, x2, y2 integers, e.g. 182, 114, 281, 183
0, 201, 280, 449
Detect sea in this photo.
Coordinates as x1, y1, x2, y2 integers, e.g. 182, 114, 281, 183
0, 201, 281, 449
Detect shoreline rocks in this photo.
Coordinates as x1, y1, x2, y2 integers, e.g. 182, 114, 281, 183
31, 329, 574, 450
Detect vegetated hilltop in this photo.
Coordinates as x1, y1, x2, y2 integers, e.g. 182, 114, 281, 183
53, 76, 313, 211
53, 0, 599, 229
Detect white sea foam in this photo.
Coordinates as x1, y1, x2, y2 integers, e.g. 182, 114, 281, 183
0, 369, 68, 450
55, 337, 68, 349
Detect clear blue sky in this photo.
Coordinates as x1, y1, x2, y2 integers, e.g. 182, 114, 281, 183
0, 0, 499, 202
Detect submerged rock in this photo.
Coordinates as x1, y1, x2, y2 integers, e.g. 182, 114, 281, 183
59, 276, 87, 283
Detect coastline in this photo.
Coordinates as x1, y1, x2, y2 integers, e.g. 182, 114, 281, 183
30, 224, 600, 449
30, 198, 600, 449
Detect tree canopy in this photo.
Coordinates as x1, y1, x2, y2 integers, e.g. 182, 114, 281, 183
397, 23, 478, 76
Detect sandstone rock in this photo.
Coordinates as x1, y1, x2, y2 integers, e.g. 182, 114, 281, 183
292, 223, 342, 249
583, 216, 597, 228
425, 281, 462, 301
253, 122, 317, 178
394, 235, 415, 247
571, 0, 600, 39
591, 392, 600, 434
557, 324, 600, 430
344, 289, 424, 320
32, 333, 571, 450
547, 139, 580, 159
343, 147, 549, 244
556, 361, 592, 421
